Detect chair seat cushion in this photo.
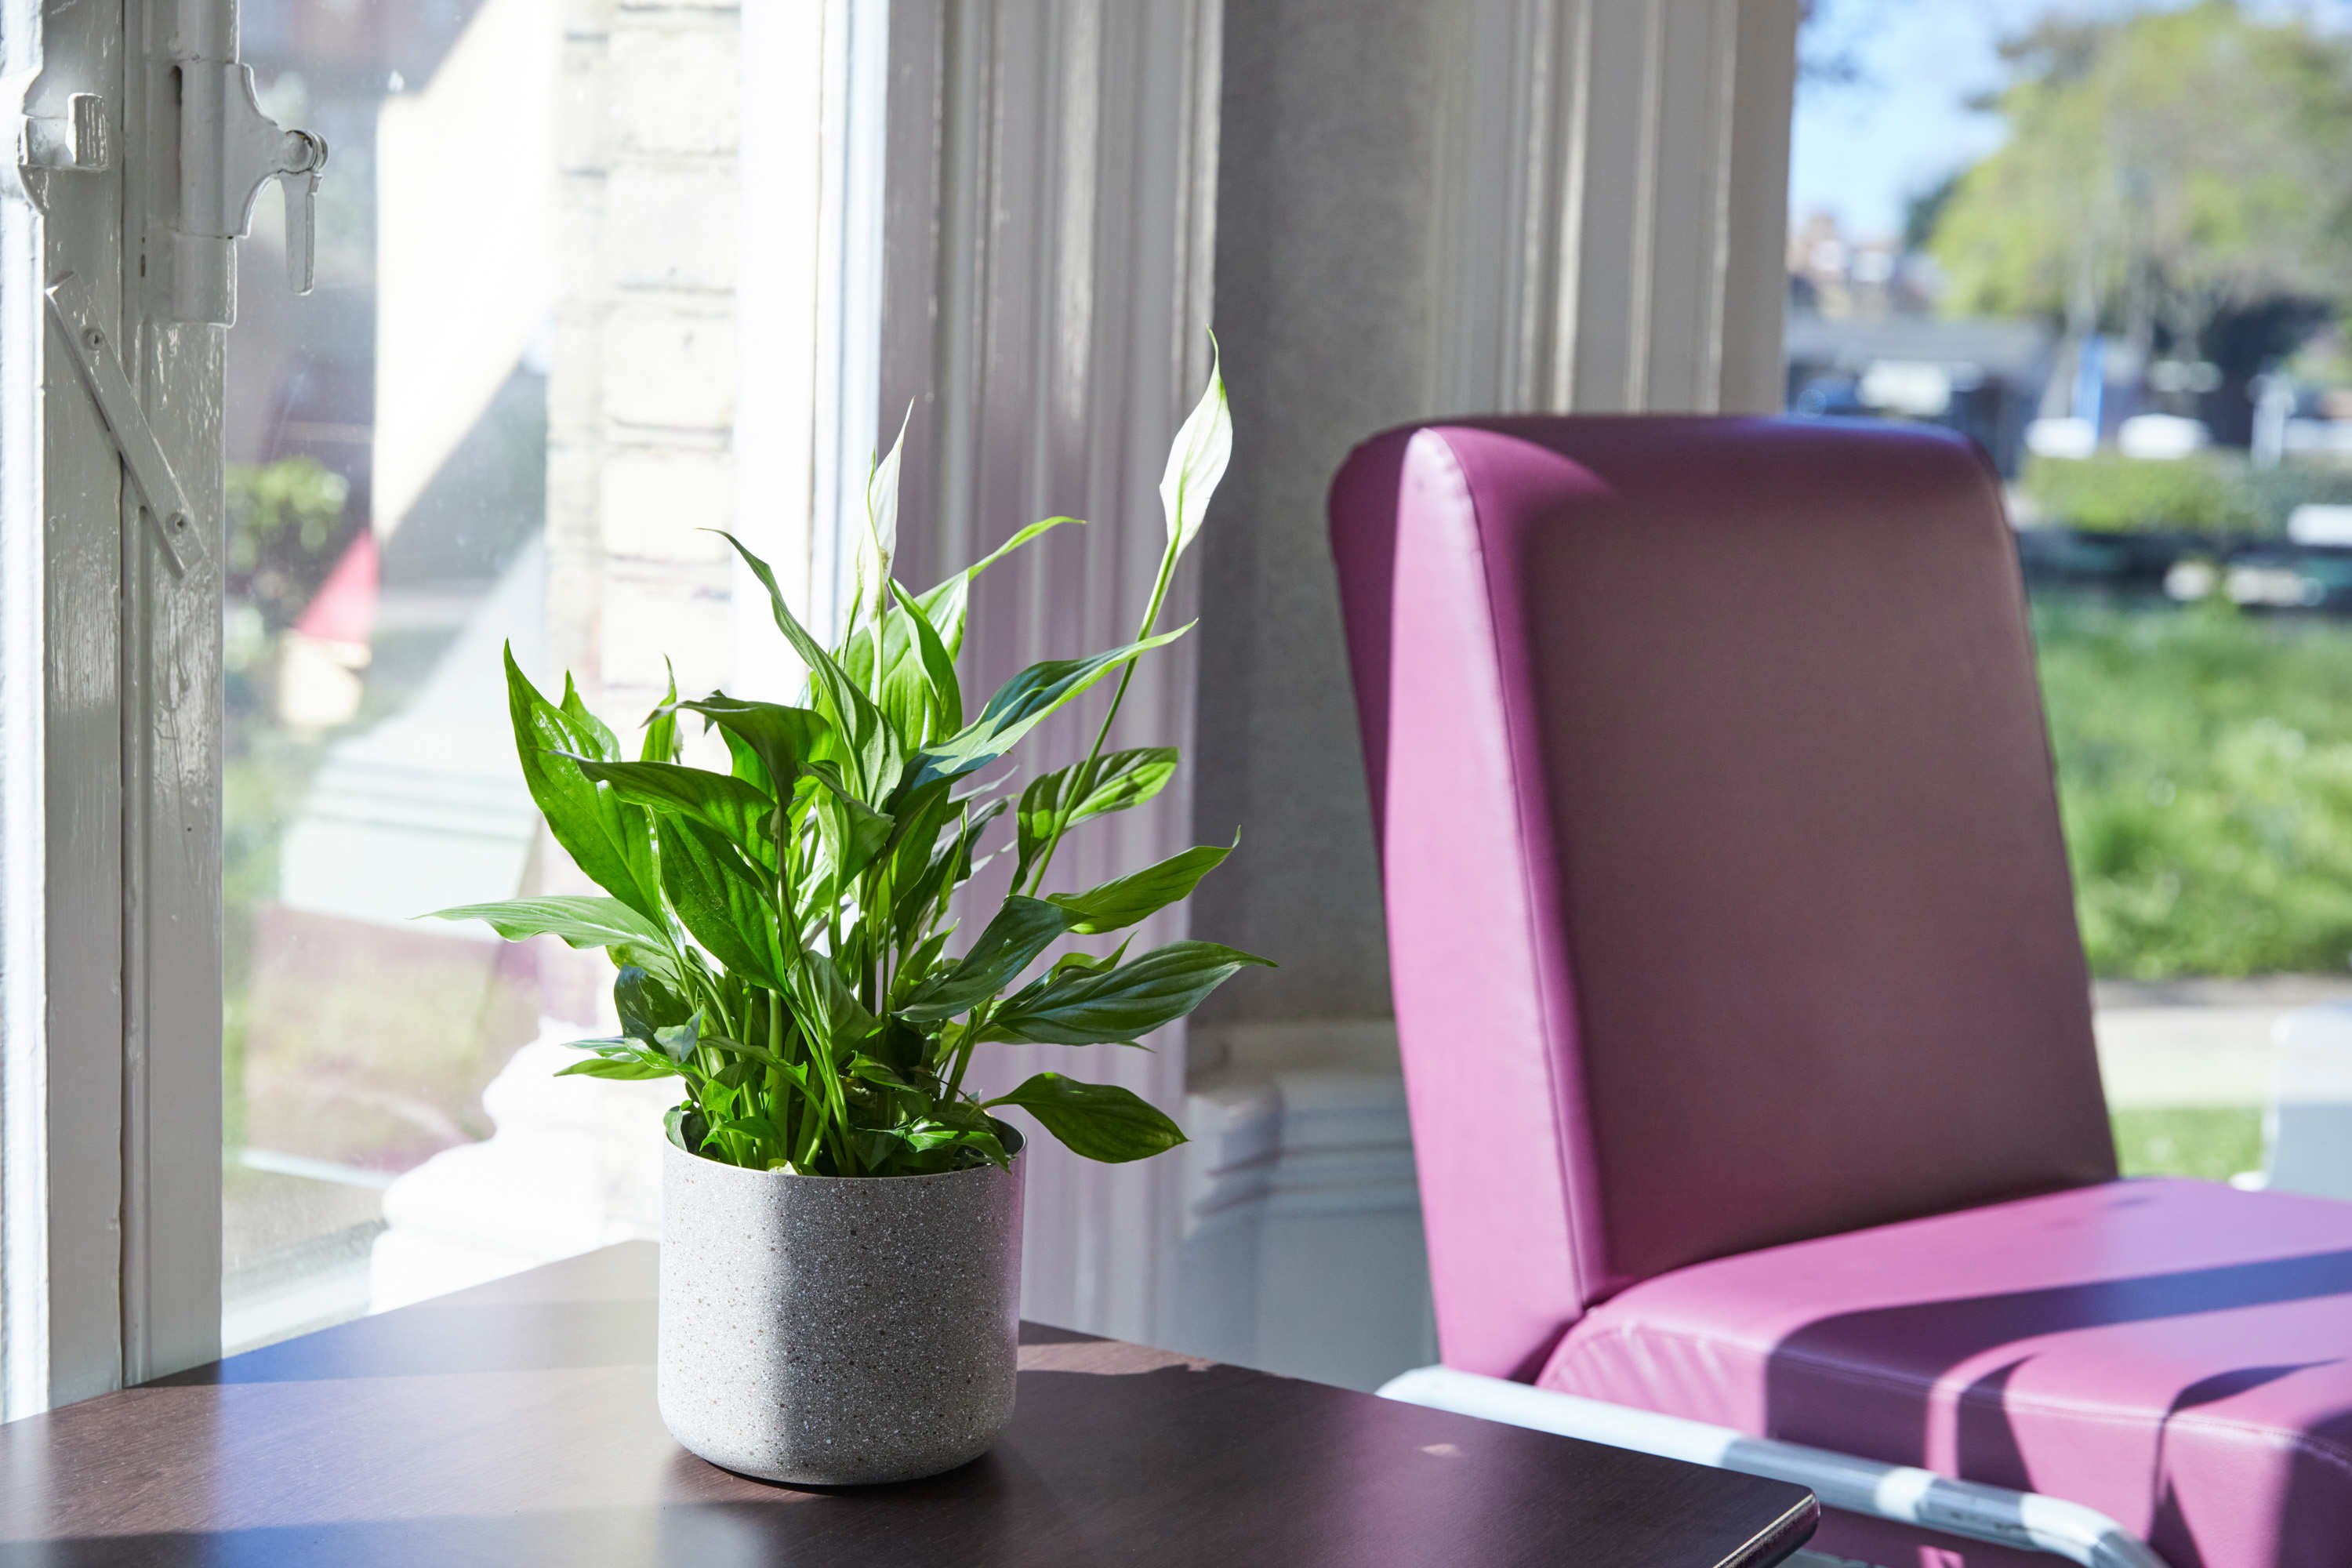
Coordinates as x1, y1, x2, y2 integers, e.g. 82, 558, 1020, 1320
1539, 1178, 2352, 1568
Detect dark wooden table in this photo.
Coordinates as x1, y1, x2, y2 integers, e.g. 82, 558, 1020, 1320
0, 1243, 1813, 1566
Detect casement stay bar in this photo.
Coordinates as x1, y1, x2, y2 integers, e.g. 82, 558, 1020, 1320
40, 272, 194, 579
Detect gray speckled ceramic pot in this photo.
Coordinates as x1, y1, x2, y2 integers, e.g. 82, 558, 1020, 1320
657, 1137, 1025, 1486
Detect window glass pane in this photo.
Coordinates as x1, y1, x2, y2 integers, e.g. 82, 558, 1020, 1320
1788, 0, 2352, 1196
222, 0, 651, 1352
225, 0, 790, 1352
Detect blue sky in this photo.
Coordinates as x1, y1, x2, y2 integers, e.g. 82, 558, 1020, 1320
1789, 0, 2352, 238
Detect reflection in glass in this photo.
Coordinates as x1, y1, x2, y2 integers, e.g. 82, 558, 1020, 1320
223, 0, 560, 1349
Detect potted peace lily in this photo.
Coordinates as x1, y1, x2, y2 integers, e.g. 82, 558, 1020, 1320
430, 355, 1262, 1486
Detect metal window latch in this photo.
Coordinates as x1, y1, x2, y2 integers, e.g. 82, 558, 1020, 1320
44, 271, 197, 579
3, 67, 110, 209
172, 50, 328, 325
19, 91, 108, 173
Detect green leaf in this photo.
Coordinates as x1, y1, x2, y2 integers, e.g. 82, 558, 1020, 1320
1047, 837, 1236, 935
561, 755, 777, 869
1014, 748, 1180, 886
710, 1114, 786, 1150
655, 1022, 703, 1065
641, 660, 681, 763
702, 1035, 800, 1076
877, 781, 958, 936
555, 1039, 681, 1081
895, 896, 1073, 1022
799, 955, 879, 1053
615, 964, 691, 1044
844, 586, 927, 693
503, 648, 664, 923
865, 1118, 1011, 1172
905, 626, 1192, 790
906, 574, 971, 664
901, 799, 1004, 941
1045, 936, 1132, 982
715, 531, 900, 798
657, 816, 788, 992
893, 926, 956, 999
843, 577, 968, 750
664, 1102, 707, 1154
1160, 336, 1231, 557
672, 695, 833, 798
891, 579, 965, 742
845, 1054, 916, 1091
902, 515, 1081, 661
882, 776, 956, 867
804, 761, 896, 886
981, 940, 1275, 1046
558, 673, 623, 761
557, 1055, 681, 1081
716, 723, 775, 796
425, 895, 667, 953
985, 1073, 1186, 1163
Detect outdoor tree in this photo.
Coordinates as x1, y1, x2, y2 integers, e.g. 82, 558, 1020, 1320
1929, 2, 2352, 366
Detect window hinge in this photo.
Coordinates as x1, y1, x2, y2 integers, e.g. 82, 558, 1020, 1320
43, 271, 196, 579
169, 49, 328, 324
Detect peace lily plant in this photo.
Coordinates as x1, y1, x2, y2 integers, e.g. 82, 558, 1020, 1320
425, 354, 1256, 1485
432, 351, 1259, 1183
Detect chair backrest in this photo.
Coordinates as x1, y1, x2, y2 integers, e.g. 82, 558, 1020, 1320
1329, 416, 2118, 1380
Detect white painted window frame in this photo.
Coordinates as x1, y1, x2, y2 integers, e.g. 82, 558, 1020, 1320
733, 0, 887, 673
2, 0, 235, 1415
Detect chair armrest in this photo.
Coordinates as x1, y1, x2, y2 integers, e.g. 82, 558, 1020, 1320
1377, 1366, 2168, 1568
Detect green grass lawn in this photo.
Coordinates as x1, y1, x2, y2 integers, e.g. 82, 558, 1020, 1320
2033, 595, 2352, 979
2034, 596, 2349, 1185
2108, 1105, 2266, 1183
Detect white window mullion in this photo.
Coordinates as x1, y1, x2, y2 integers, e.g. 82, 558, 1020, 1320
2, 0, 259, 1412
2, 0, 133, 1414
117, 0, 225, 1389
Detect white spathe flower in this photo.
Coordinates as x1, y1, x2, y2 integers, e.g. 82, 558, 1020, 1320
855, 408, 912, 619
1159, 338, 1231, 560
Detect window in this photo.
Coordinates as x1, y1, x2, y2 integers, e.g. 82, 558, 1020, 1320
0, 0, 851, 1394
4, 0, 1209, 1400
219, 0, 563, 1348
220, 0, 842, 1351
1790, 0, 2352, 1192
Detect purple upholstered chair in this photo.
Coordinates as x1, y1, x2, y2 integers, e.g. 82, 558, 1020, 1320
1331, 416, 2352, 1568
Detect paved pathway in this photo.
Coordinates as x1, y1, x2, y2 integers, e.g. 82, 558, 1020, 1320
2092, 975, 2352, 1109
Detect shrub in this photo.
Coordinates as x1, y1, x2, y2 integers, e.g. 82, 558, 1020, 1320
2021, 452, 2261, 535
226, 456, 353, 631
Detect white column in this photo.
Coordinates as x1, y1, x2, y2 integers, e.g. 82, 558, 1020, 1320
876, 0, 1222, 1345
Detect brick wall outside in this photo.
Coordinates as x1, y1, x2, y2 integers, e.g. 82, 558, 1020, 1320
543, 0, 742, 1022
550, 0, 741, 736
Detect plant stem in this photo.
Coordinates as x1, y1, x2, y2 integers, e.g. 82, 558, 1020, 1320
768, 989, 790, 1163
946, 1006, 989, 1100
1024, 542, 1179, 895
